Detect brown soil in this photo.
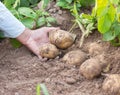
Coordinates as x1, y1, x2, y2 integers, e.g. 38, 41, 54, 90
0, 2, 120, 95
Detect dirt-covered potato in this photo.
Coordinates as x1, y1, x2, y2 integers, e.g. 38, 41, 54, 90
39, 43, 59, 59
102, 74, 120, 95
62, 50, 87, 65
88, 42, 104, 56
49, 29, 76, 49
79, 58, 102, 79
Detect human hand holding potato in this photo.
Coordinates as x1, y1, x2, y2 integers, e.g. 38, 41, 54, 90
17, 27, 59, 59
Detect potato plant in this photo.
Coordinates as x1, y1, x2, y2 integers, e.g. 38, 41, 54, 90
57, 0, 96, 47
80, 0, 120, 46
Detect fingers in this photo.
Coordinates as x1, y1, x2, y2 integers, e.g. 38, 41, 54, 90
26, 39, 50, 60
44, 27, 60, 33
25, 37, 42, 59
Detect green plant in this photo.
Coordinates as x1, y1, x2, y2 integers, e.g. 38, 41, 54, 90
79, 0, 120, 46
57, 0, 120, 46
70, 1, 96, 47
84, 0, 120, 46
1, 0, 56, 47
57, 0, 96, 47
36, 84, 49, 95
94, 0, 120, 46
3, 0, 56, 29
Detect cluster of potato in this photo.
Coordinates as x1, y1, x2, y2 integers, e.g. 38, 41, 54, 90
39, 29, 76, 58
39, 30, 120, 95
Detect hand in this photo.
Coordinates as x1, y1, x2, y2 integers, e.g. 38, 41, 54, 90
17, 27, 59, 59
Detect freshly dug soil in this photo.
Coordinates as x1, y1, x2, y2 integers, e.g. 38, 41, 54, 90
0, 30, 120, 95
0, 2, 120, 95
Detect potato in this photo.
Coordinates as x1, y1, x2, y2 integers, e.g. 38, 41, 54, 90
39, 43, 59, 59
49, 29, 76, 49
62, 50, 87, 65
79, 58, 102, 79
102, 74, 120, 95
88, 42, 104, 56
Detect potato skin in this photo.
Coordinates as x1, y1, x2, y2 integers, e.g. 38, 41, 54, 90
49, 30, 76, 49
88, 42, 104, 56
39, 43, 59, 59
62, 50, 87, 65
102, 74, 120, 95
80, 58, 102, 79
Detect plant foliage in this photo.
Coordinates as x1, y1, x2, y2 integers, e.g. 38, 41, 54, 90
1, 0, 56, 47
91, 0, 120, 46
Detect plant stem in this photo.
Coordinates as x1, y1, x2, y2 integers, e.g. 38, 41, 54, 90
36, 84, 41, 95
76, 19, 85, 33
69, 22, 77, 33
76, 19, 87, 47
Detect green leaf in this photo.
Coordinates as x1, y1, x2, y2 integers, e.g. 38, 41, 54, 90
41, 0, 50, 9
20, 0, 30, 7
10, 8, 20, 19
65, 0, 72, 4
10, 39, 22, 48
112, 22, 120, 36
97, 6, 109, 18
40, 84, 49, 95
108, 4, 116, 22
98, 14, 112, 33
86, 23, 95, 31
103, 31, 116, 41
4, 0, 15, 8
37, 17, 46, 27
80, 0, 95, 7
46, 17, 56, 23
97, 5, 116, 33
29, 0, 39, 5
96, 0, 108, 9
117, 6, 120, 22
21, 18, 35, 29
36, 84, 41, 95
18, 7, 37, 19
110, 0, 119, 5
81, 13, 93, 19
56, 0, 72, 9
103, 22, 120, 41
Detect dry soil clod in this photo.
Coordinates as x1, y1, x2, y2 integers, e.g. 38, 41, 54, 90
62, 50, 87, 65
39, 43, 59, 59
102, 74, 120, 95
49, 29, 76, 49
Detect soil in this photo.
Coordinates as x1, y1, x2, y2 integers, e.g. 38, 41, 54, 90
0, 1, 120, 95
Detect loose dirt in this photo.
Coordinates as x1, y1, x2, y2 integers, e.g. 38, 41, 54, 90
0, 2, 120, 95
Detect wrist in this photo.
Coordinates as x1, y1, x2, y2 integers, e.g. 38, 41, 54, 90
16, 28, 32, 45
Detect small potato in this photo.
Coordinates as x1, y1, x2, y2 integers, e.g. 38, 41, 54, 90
102, 74, 120, 95
80, 58, 102, 79
49, 29, 76, 49
39, 43, 59, 59
62, 50, 87, 65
